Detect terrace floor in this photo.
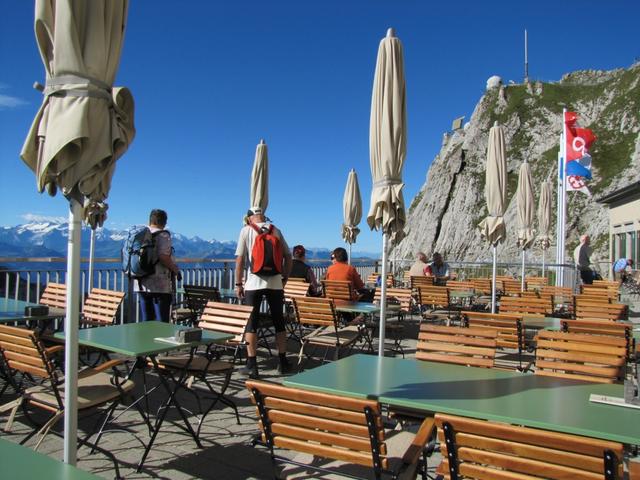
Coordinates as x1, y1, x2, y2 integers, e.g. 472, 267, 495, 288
1, 292, 639, 479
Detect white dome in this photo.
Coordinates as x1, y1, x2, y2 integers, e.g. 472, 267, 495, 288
486, 75, 502, 90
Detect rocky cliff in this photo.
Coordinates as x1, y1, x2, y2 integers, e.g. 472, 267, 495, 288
393, 63, 640, 267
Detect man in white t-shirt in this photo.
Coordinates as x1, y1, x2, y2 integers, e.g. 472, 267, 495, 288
235, 208, 292, 378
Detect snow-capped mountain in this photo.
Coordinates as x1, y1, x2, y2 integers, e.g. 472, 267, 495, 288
0, 220, 238, 259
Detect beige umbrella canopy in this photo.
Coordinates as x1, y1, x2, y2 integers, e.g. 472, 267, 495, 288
367, 28, 407, 356
516, 160, 535, 291
516, 161, 535, 250
478, 122, 507, 312
366, 29, 407, 245
19, 0, 134, 465
537, 179, 553, 273
342, 169, 362, 245
478, 122, 507, 245
249, 139, 269, 214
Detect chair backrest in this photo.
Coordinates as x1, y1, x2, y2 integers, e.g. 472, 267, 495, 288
82, 288, 125, 326
283, 280, 310, 302
39, 282, 67, 310
502, 278, 524, 296
434, 413, 624, 479
525, 276, 548, 290
198, 301, 253, 344
373, 287, 413, 313
561, 319, 633, 359
574, 300, 628, 321
0, 325, 59, 398
416, 285, 450, 310
499, 295, 553, 316
535, 330, 627, 384
322, 279, 353, 301
469, 277, 496, 295
411, 275, 434, 290
462, 311, 522, 350
366, 273, 380, 284
183, 284, 221, 318
293, 296, 338, 328
246, 380, 391, 473
581, 284, 619, 301
417, 324, 497, 368
445, 281, 474, 292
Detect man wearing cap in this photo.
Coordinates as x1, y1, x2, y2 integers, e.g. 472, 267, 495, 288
290, 245, 319, 295
235, 208, 293, 378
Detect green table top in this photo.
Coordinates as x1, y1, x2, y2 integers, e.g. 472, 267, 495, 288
54, 321, 233, 357
0, 438, 100, 479
449, 290, 475, 299
0, 298, 64, 324
333, 300, 400, 314
521, 316, 564, 330
285, 354, 640, 446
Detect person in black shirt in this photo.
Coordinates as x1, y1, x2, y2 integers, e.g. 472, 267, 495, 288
289, 245, 319, 295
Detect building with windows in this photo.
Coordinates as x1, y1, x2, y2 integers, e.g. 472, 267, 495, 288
597, 181, 640, 278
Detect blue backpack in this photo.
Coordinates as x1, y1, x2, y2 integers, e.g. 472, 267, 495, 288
121, 226, 162, 278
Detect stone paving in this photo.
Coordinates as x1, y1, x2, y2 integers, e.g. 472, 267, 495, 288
1, 292, 638, 479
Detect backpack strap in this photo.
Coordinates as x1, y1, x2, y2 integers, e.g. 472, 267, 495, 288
249, 222, 273, 234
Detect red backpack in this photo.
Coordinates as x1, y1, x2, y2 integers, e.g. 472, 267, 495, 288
249, 223, 283, 276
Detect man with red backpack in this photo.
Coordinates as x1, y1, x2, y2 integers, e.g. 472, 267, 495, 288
235, 208, 292, 378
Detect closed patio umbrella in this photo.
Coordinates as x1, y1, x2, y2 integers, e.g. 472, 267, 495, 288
478, 122, 507, 313
20, 0, 134, 465
249, 139, 269, 214
367, 28, 407, 356
537, 179, 553, 276
516, 160, 535, 291
342, 169, 362, 264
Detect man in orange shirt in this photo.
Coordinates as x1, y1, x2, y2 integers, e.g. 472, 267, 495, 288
325, 247, 365, 300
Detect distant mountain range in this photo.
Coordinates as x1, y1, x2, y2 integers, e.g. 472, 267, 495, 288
0, 220, 374, 260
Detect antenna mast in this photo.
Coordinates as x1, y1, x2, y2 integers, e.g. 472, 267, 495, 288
524, 29, 529, 83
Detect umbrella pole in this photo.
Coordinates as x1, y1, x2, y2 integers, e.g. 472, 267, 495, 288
348, 243, 352, 265
542, 249, 546, 279
64, 198, 82, 465
88, 228, 96, 293
521, 249, 526, 292
491, 245, 497, 313
378, 233, 388, 357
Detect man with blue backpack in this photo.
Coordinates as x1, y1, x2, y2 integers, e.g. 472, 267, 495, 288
235, 207, 292, 378
126, 209, 181, 321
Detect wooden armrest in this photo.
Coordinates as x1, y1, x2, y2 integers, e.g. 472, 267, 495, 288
401, 416, 436, 465
45, 345, 64, 355
91, 358, 125, 373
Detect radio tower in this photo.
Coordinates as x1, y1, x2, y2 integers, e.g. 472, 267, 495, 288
524, 29, 529, 83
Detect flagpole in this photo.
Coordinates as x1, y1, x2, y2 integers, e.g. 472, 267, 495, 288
559, 107, 568, 287
555, 145, 563, 287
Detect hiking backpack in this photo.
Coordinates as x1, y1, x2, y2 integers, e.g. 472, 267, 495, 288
249, 223, 283, 276
121, 226, 162, 278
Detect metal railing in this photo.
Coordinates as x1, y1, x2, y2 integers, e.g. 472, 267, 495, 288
0, 257, 380, 323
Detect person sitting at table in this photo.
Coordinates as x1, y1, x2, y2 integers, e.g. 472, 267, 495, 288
409, 251, 430, 277
612, 258, 633, 283
289, 244, 319, 295
325, 247, 368, 301
430, 252, 451, 285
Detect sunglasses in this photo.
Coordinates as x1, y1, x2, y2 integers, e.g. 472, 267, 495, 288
330, 255, 335, 260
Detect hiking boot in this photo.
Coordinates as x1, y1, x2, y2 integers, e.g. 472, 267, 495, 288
238, 364, 259, 379
277, 357, 292, 375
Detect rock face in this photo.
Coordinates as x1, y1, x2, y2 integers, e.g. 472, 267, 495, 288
394, 64, 640, 267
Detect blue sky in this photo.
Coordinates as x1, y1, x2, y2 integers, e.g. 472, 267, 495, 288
1, 1, 638, 254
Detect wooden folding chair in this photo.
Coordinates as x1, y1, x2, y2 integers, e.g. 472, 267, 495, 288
411, 275, 434, 291
561, 319, 634, 360
416, 285, 453, 323
39, 282, 67, 311
499, 295, 553, 317
246, 379, 435, 480
374, 287, 414, 357
0, 325, 134, 478
174, 284, 221, 325
462, 310, 523, 369
434, 413, 624, 479
534, 330, 627, 384
81, 288, 125, 327
574, 299, 628, 321
416, 324, 497, 368
293, 297, 361, 365
155, 301, 253, 437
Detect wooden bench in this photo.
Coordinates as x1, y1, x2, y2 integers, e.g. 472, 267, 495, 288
416, 285, 451, 322
534, 330, 627, 384
469, 278, 494, 296
561, 319, 634, 360
411, 275, 434, 290
246, 379, 435, 480
417, 324, 497, 368
525, 275, 548, 290
582, 284, 619, 301
501, 278, 524, 296
434, 413, 624, 479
